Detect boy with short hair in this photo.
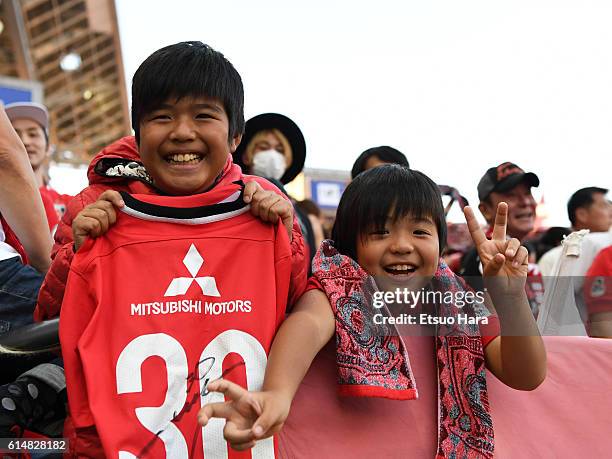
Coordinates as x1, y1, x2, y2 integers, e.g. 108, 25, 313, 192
35, 41, 307, 321
45, 41, 307, 457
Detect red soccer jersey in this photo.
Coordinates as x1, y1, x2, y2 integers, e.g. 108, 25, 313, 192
39, 185, 72, 221
60, 182, 290, 458
39, 189, 59, 231
584, 245, 612, 316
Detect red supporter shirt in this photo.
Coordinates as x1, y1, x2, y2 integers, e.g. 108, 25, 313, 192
60, 183, 290, 458
39, 185, 72, 221
302, 276, 500, 459
39, 189, 59, 231
584, 245, 612, 316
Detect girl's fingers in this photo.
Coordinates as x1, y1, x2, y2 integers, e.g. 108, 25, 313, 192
513, 245, 529, 268
483, 253, 505, 277
491, 202, 508, 241
463, 206, 487, 247
198, 401, 235, 425
505, 238, 521, 259
229, 440, 257, 451
224, 421, 256, 445
207, 379, 249, 402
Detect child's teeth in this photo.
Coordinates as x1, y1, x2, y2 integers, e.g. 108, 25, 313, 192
169, 153, 199, 162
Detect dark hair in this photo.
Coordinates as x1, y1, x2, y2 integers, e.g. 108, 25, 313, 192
567, 187, 608, 226
131, 41, 244, 143
350, 146, 409, 179
295, 199, 321, 218
534, 226, 571, 261
332, 164, 446, 260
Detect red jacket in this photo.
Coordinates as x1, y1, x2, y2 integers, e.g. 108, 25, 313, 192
35, 135, 308, 321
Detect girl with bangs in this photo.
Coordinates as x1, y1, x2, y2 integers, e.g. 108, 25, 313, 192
199, 165, 546, 458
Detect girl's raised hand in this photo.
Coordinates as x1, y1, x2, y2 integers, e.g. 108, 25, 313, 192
463, 202, 528, 297
198, 379, 290, 451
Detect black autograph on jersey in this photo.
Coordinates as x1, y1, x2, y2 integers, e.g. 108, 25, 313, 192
136, 356, 245, 458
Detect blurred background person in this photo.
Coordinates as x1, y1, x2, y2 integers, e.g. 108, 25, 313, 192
539, 187, 611, 277
584, 245, 612, 338
0, 104, 56, 381
295, 198, 325, 250
350, 145, 409, 179
460, 162, 544, 316
5, 102, 72, 223
535, 226, 572, 267
233, 113, 317, 268
568, 187, 612, 233
233, 113, 305, 184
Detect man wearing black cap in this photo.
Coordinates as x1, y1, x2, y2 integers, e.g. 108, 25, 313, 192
476, 162, 540, 241
460, 162, 544, 316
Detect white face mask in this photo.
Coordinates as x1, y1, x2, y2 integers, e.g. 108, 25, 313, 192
251, 149, 287, 180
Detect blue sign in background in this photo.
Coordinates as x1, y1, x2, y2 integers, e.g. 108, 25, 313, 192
0, 86, 33, 104
310, 179, 347, 209
0, 77, 42, 105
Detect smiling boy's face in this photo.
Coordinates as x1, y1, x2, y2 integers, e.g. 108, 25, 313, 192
138, 95, 242, 195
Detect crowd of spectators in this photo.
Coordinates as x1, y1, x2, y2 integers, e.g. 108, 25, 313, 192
0, 40, 610, 456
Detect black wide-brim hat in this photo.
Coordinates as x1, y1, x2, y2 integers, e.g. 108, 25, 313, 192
233, 113, 306, 184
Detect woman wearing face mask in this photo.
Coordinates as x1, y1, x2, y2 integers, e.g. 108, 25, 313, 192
233, 113, 315, 270
234, 113, 306, 184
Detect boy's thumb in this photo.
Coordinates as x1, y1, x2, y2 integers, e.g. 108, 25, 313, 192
252, 411, 275, 439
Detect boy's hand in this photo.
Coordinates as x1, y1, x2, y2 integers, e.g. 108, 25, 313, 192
198, 379, 290, 451
244, 181, 293, 242
464, 202, 528, 297
72, 190, 124, 251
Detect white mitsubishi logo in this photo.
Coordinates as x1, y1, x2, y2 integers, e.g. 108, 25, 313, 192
164, 244, 221, 297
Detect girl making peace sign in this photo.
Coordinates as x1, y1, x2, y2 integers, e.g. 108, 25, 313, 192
199, 165, 546, 458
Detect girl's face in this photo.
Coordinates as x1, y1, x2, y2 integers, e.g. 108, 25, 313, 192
356, 214, 440, 291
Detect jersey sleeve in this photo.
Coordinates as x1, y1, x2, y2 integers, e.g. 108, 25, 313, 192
59, 265, 98, 428
305, 276, 323, 292
246, 175, 308, 309
35, 188, 95, 321
479, 315, 500, 348
287, 216, 308, 308
274, 220, 293, 326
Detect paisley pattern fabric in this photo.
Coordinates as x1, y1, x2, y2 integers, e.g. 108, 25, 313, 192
312, 240, 494, 459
